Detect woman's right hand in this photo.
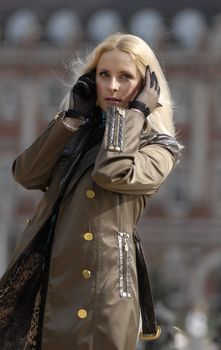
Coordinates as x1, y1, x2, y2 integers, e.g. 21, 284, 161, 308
66, 70, 97, 120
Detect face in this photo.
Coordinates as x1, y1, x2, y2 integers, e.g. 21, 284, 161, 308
96, 49, 142, 111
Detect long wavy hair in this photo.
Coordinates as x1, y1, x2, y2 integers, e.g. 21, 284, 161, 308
61, 32, 179, 140
83, 33, 176, 137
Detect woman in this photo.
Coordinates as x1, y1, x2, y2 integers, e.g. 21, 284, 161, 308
0, 32, 180, 350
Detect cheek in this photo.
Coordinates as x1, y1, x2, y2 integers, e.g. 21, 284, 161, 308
123, 82, 140, 101
96, 80, 106, 109
96, 81, 104, 100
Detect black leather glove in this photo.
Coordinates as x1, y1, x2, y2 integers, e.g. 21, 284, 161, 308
129, 66, 161, 118
65, 70, 96, 121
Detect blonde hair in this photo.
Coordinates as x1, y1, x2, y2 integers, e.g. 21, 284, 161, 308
81, 32, 176, 137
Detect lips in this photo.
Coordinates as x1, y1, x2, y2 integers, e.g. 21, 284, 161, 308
105, 97, 121, 102
105, 97, 121, 105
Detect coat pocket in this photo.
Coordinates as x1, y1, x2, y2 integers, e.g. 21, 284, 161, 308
116, 232, 131, 299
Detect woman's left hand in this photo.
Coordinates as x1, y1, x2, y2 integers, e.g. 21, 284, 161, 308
129, 66, 161, 118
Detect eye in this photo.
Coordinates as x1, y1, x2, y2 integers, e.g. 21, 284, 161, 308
98, 70, 109, 77
121, 73, 134, 80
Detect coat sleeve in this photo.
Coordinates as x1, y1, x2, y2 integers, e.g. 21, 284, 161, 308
92, 107, 179, 196
12, 113, 76, 191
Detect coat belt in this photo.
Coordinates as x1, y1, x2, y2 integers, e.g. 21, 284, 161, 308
133, 231, 161, 341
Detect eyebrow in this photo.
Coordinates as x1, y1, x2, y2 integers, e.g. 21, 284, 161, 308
98, 68, 135, 75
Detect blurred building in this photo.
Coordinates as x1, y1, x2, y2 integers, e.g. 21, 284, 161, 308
0, 0, 221, 324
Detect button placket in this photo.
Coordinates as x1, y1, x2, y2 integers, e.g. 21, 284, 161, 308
82, 239, 92, 278
79, 189, 95, 322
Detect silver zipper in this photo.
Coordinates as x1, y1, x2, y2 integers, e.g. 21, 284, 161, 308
117, 232, 131, 298
106, 107, 125, 152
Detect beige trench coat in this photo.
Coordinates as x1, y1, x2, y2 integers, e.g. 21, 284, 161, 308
7, 108, 177, 350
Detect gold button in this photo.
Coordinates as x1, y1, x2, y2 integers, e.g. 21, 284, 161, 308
77, 309, 87, 319
83, 232, 94, 241
82, 270, 91, 279
26, 218, 31, 224
86, 190, 95, 199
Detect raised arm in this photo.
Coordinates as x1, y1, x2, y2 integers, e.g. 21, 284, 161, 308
13, 70, 97, 191
92, 107, 179, 195
93, 65, 179, 195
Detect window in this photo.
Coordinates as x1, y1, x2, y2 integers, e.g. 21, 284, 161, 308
213, 80, 221, 128
0, 78, 19, 122
129, 8, 166, 46
46, 9, 82, 46
87, 9, 123, 42
170, 77, 195, 124
39, 78, 68, 121
164, 161, 190, 216
172, 9, 207, 48
0, 157, 20, 271
5, 9, 41, 43
211, 160, 221, 217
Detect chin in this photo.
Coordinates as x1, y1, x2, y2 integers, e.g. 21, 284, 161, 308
99, 103, 127, 112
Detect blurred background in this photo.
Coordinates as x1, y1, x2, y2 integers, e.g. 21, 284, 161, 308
0, 0, 221, 349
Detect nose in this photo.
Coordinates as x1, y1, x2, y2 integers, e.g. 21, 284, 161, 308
108, 77, 119, 92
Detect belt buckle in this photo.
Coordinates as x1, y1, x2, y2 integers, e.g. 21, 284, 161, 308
139, 325, 161, 341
